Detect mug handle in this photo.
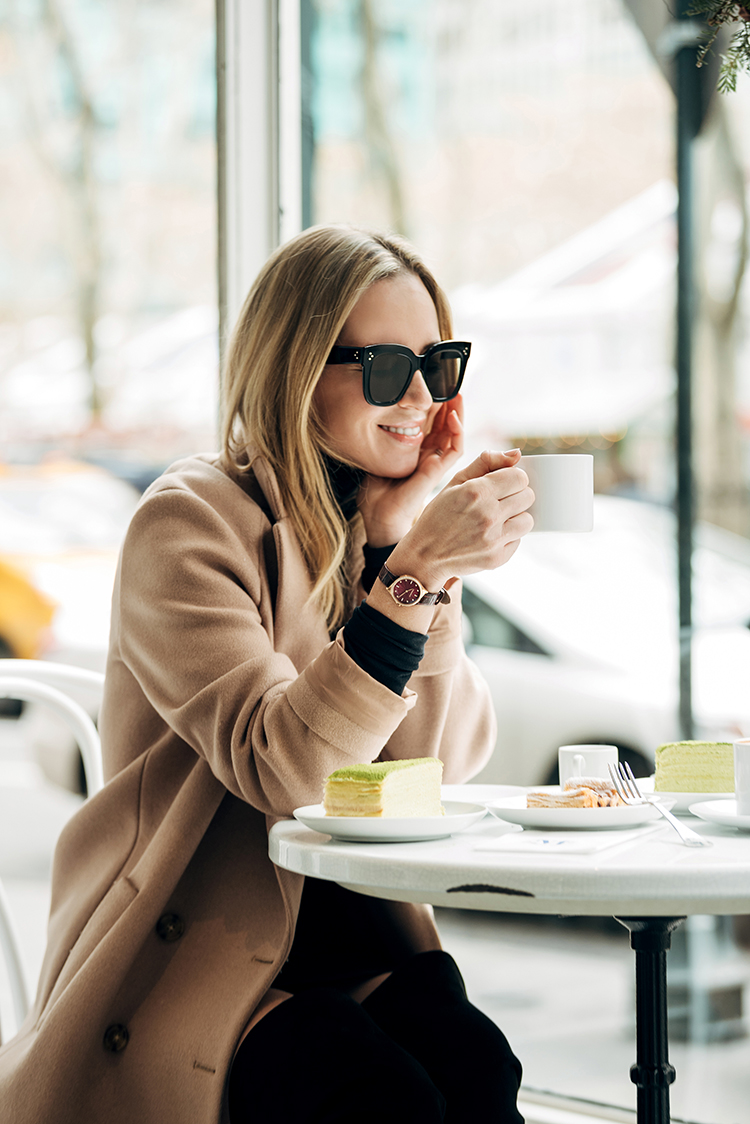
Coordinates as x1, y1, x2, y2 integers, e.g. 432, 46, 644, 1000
573, 754, 585, 777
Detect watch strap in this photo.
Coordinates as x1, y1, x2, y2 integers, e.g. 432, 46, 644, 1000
378, 564, 451, 606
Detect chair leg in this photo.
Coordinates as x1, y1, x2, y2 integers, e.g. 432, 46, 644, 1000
0, 678, 103, 796
0, 662, 104, 1042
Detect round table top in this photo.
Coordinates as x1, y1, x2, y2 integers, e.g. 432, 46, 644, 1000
269, 785, 750, 917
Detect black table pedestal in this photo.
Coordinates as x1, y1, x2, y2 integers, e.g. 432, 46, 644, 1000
615, 917, 685, 1124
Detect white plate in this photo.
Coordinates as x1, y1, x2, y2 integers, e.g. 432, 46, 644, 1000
486, 792, 675, 831
292, 801, 487, 843
688, 799, 750, 831
639, 776, 734, 815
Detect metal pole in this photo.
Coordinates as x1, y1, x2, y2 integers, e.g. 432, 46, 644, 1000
616, 918, 685, 1124
675, 6, 701, 741
216, 0, 228, 373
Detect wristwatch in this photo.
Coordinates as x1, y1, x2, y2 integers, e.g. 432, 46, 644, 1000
377, 564, 451, 607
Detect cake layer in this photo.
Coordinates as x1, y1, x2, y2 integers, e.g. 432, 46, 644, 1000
324, 757, 444, 817
654, 741, 734, 793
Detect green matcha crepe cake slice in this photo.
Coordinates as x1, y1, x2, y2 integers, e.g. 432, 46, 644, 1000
324, 757, 444, 817
654, 740, 734, 793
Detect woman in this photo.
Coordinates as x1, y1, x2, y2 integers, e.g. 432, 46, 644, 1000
0, 225, 533, 1123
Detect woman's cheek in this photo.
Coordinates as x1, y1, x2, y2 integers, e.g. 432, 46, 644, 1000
424, 403, 442, 436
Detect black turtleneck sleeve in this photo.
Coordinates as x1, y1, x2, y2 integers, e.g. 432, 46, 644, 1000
322, 455, 428, 694
360, 543, 394, 593
342, 600, 427, 696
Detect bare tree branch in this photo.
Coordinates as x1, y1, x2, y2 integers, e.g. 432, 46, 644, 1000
12, 0, 103, 419
359, 0, 407, 236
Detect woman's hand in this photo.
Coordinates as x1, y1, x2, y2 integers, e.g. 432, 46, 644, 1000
356, 396, 464, 548
385, 449, 535, 592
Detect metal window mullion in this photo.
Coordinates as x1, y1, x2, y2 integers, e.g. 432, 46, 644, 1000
217, 0, 281, 369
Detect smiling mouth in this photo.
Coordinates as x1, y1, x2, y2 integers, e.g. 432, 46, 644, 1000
379, 425, 422, 436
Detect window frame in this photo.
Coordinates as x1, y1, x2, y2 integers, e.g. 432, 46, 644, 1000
216, 0, 302, 365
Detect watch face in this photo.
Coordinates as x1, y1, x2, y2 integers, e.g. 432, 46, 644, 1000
392, 577, 422, 605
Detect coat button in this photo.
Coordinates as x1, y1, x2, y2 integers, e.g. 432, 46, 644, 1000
156, 912, 185, 942
103, 1024, 129, 1053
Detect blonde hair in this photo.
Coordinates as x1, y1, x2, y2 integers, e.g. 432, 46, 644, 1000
221, 224, 453, 630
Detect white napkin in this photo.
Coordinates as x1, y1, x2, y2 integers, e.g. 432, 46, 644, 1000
474, 825, 660, 854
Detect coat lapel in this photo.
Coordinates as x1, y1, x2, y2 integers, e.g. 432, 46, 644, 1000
251, 456, 331, 670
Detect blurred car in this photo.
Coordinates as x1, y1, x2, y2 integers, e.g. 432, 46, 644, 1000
0, 557, 56, 716
0, 458, 140, 789
0, 458, 140, 662
463, 495, 750, 786
0, 556, 56, 662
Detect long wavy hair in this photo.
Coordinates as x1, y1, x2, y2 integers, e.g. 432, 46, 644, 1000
221, 224, 453, 630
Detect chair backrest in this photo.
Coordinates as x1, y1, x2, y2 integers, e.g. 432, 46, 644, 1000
0, 661, 104, 1042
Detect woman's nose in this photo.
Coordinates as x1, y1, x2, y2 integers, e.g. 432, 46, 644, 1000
400, 368, 433, 409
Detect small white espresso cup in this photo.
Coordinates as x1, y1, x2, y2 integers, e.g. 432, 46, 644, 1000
558, 744, 619, 788
734, 738, 750, 816
520, 454, 594, 533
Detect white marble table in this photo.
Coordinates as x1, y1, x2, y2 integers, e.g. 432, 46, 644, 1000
269, 784, 750, 1124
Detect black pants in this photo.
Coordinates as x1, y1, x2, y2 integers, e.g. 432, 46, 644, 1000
228, 950, 524, 1123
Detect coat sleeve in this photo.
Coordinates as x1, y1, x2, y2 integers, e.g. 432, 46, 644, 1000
110, 486, 417, 817
373, 583, 497, 784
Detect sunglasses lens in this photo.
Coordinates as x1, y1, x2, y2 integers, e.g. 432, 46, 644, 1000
369, 353, 413, 405
423, 350, 462, 400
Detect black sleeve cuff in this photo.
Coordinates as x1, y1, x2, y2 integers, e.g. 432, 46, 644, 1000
361, 543, 398, 594
342, 599, 427, 695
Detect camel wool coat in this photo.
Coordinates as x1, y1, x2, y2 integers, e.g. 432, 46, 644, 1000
0, 452, 496, 1124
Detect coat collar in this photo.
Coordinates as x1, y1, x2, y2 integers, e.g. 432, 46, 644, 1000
221, 448, 340, 664
249, 455, 287, 523
220, 447, 287, 523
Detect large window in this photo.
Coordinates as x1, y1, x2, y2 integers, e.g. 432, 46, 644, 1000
0, 0, 217, 471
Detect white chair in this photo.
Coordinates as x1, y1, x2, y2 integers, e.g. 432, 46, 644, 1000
0, 660, 104, 1042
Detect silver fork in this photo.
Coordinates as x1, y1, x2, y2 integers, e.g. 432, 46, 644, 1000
608, 762, 712, 847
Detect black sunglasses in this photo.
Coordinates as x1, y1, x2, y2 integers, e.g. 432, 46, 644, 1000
326, 340, 471, 407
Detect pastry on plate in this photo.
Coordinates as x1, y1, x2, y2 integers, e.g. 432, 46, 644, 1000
654, 741, 733, 793
323, 757, 444, 817
527, 778, 624, 809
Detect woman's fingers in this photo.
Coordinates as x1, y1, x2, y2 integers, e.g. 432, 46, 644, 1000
383, 434, 535, 582
448, 447, 522, 487
442, 396, 464, 449
466, 490, 534, 563
413, 406, 464, 489
405, 468, 534, 577
499, 508, 535, 544
445, 407, 464, 457
458, 467, 531, 512
500, 483, 536, 521
496, 537, 522, 567
423, 400, 462, 455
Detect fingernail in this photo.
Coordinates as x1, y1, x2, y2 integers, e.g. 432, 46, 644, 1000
503, 448, 521, 456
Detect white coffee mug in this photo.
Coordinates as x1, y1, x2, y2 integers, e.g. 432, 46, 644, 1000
520, 454, 594, 533
558, 744, 619, 788
734, 738, 750, 816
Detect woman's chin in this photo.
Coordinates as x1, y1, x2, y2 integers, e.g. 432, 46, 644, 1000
364, 455, 420, 480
